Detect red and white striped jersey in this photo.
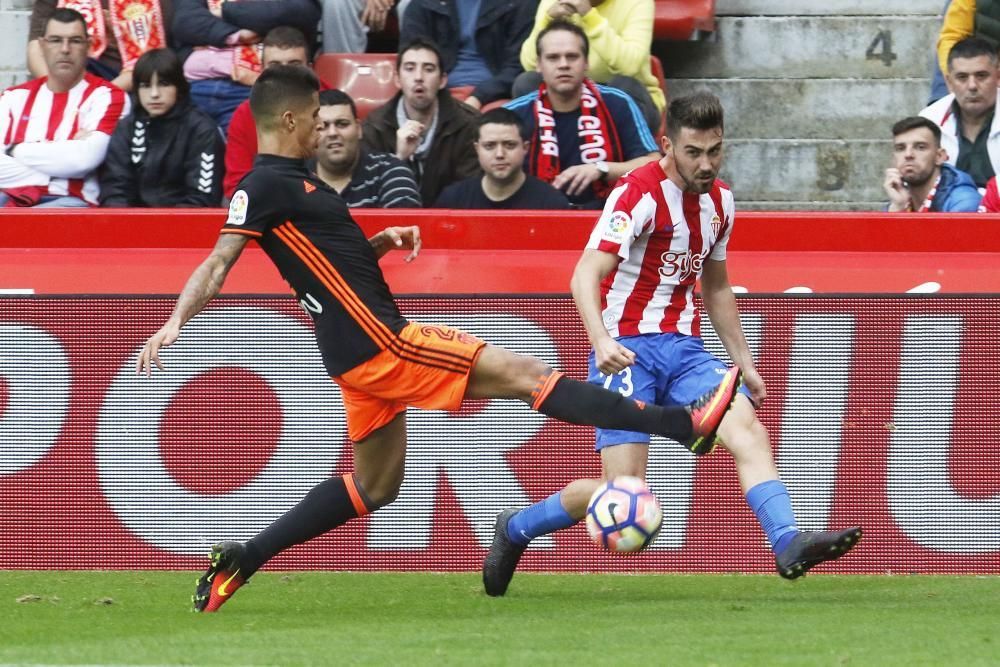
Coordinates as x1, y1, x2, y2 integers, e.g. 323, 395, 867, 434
0, 74, 129, 204
585, 159, 735, 338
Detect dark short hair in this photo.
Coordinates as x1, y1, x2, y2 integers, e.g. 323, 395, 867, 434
891, 116, 942, 145
948, 37, 999, 69
319, 89, 358, 118
535, 20, 589, 59
133, 49, 190, 102
46, 8, 87, 35
475, 107, 527, 141
666, 91, 724, 138
250, 64, 320, 129
396, 37, 444, 71
263, 25, 309, 52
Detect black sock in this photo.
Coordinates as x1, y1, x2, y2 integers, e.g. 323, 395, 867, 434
242, 474, 371, 577
531, 372, 692, 442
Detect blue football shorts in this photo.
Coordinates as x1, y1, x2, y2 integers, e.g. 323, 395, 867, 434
586, 332, 751, 450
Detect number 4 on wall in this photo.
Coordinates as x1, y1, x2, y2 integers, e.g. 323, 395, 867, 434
866, 29, 898, 67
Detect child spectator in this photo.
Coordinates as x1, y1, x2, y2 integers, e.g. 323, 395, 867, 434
100, 48, 224, 207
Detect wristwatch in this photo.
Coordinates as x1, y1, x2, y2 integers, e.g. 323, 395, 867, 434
595, 161, 610, 182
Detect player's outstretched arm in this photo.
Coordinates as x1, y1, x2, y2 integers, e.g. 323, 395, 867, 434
136, 233, 250, 376
571, 249, 636, 374
369, 225, 421, 262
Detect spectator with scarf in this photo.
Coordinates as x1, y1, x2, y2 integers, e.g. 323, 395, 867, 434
504, 20, 659, 209
883, 116, 980, 213
100, 48, 224, 207
28, 0, 175, 92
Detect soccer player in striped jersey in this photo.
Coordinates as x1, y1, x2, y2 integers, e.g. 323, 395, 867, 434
135, 66, 740, 613
484, 92, 862, 596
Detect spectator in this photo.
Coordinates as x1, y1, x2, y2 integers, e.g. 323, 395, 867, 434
28, 0, 175, 92
504, 21, 659, 210
920, 37, 1000, 188
929, 0, 953, 103
934, 0, 1000, 75
100, 49, 224, 208
515, 0, 663, 135
362, 37, 480, 205
883, 116, 980, 213
223, 26, 315, 198
321, 0, 405, 55
314, 89, 421, 208
400, 0, 534, 109
172, 0, 321, 132
435, 108, 570, 209
0, 8, 129, 207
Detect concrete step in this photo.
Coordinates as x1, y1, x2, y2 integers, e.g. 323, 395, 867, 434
0, 9, 30, 74
719, 139, 889, 204
660, 16, 939, 79
666, 78, 931, 140
716, 0, 943, 16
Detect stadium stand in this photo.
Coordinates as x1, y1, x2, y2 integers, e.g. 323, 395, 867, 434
313, 52, 398, 120
653, 0, 716, 40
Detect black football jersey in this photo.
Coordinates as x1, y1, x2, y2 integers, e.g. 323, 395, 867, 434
222, 154, 408, 375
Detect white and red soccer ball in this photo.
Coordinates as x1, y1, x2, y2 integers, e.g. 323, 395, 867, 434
586, 476, 663, 553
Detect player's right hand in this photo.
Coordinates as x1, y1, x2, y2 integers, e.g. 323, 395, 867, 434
594, 337, 636, 375
136, 319, 182, 377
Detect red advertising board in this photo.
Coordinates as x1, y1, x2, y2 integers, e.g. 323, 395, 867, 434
2, 295, 998, 573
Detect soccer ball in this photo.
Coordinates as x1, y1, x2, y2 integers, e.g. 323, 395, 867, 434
585, 476, 662, 553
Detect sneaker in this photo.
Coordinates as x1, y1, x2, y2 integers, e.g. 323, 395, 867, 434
683, 366, 742, 455
192, 541, 247, 612
483, 509, 527, 597
775, 527, 862, 580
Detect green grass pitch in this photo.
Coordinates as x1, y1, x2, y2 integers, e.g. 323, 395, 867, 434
2, 571, 997, 666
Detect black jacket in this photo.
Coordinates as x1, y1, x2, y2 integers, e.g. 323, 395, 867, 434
362, 91, 481, 205
401, 0, 533, 104
100, 100, 225, 208
172, 0, 321, 62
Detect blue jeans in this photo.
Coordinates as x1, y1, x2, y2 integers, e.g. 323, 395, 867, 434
929, 0, 952, 104
0, 193, 89, 207
189, 79, 250, 135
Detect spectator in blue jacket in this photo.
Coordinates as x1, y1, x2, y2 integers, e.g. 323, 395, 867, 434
883, 116, 981, 213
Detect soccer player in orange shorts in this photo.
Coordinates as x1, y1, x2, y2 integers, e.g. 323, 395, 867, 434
136, 65, 741, 613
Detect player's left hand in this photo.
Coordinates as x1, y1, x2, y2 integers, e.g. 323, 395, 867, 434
375, 225, 422, 262
137, 318, 182, 377
553, 163, 601, 197
741, 366, 767, 408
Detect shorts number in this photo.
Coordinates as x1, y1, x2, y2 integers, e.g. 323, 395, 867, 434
601, 367, 634, 397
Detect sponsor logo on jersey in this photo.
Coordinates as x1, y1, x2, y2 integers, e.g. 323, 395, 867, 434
226, 190, 249, 226
601, 210, 631, 244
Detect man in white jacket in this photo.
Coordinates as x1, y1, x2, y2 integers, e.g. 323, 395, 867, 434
920, 36, 1000, 189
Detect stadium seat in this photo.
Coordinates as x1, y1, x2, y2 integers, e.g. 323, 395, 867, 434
650, 54, 668, 137
313, 53, 399, 119
653, 0, 716, 40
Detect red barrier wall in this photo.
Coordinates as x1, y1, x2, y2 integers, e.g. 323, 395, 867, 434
3, 209, 1000, 294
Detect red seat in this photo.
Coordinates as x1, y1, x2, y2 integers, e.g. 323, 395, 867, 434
653, 0, 716, 40
649, 55, 668, 137
313, 53, 399, 120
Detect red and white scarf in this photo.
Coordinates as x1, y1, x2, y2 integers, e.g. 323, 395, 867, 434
915, 173, 941, 212
58, 0, 166, 69
529, 78, 623, 199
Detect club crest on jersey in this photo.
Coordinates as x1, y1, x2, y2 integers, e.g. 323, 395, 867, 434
711, 213, 722, 236
226, 190, 249, 226
601, 210, 631, 243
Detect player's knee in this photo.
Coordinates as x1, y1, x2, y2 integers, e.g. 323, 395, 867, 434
719, 416, 771, 462
364, 476, 403, 509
